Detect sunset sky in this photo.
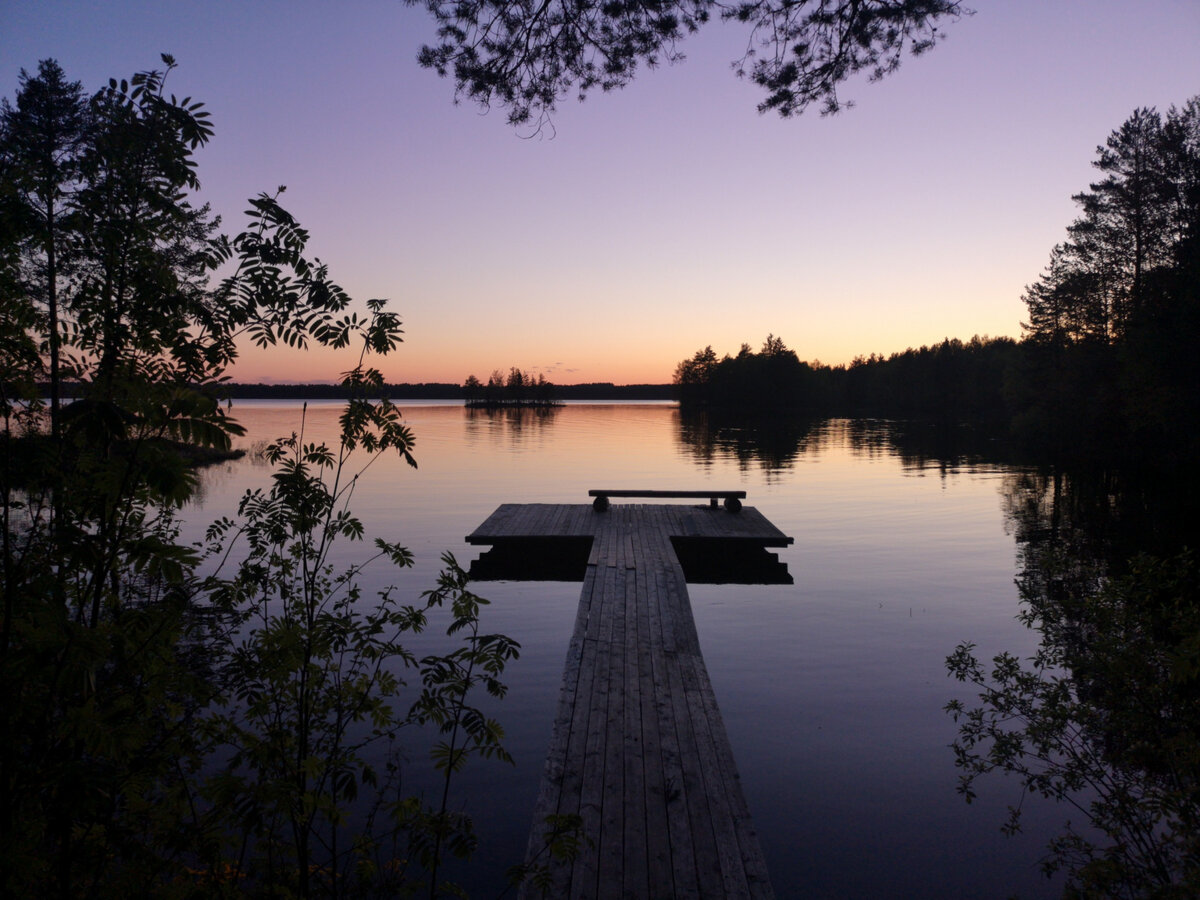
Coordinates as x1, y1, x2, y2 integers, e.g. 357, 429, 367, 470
3, 1, 1198, 385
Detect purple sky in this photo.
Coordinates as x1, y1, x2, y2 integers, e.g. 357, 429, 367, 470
3, 1, 1198, 384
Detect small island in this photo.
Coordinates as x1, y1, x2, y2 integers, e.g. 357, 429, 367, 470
462, 367, 561, 409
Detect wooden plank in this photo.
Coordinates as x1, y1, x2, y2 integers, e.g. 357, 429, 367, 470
572, 556, 618, 894
469, 502, 792, 546
620, 562, 650, 897
630, 509, 686, 898
567, 503, 591, 537
586, 521, 608, 567
652, 568, 698, 897
638, 526, 682, 898
598, 544, 631, 892
508, 501, 781, 900
659, 555, 723, 899
547, 500, 572, 538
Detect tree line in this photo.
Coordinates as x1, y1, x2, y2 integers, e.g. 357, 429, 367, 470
218, 381, 465, 399
32, 380, 675, 401
217, 380, 673, 400
674, 332, 1019, 422
672, 95, 1200, 895
674, 95, 1200, 464
21, 379, 675, 402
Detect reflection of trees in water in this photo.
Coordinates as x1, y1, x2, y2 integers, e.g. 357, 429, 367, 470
462, 404, 560, 447
675, 413, 1020, 478
950, 464, 1200, 895
1002, 470, 1113, 589
844, 418, 1019, 474
674, 411, 826, 479
1003, 466, 1200, 575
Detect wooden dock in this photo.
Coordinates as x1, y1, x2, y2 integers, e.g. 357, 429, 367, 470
466, 501, 791, 899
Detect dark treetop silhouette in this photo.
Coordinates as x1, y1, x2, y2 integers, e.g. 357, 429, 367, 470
408, 0, 969, 127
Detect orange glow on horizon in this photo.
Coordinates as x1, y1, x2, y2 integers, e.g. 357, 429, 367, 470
6, 2, 1193, 394
227, 314, 1027, 387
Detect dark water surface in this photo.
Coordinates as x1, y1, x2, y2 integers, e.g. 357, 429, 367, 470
188, 402, 1064, 898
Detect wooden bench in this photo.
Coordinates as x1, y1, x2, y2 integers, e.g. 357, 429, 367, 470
588, 488, 746, 512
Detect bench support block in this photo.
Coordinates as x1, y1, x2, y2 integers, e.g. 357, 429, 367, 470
589, 489, 745, 513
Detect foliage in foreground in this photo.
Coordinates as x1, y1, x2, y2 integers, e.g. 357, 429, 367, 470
0, 56, 583, 898
947, 548, 1200, 898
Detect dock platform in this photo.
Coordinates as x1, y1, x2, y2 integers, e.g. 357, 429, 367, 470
466, 501, 790, 898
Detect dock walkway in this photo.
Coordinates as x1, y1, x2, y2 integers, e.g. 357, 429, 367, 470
466, 502, 789, 899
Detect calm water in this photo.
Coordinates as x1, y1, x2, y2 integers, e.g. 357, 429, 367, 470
188, 401, 1065, 899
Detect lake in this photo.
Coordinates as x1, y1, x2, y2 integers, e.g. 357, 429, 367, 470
187, 400, 1066, 898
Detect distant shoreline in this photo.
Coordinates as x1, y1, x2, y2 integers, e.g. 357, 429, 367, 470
214, 382, 675, 401
43, 381, 675, 401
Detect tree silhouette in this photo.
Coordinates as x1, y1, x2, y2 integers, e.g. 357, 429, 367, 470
1014, 97, 1200, 459
1, 58, 525, 895
1022, 99, 1200, 345
463, 372, 483, 403
0, 60, 87, 439
463, 366, 559, 407
409, 0, 968, 127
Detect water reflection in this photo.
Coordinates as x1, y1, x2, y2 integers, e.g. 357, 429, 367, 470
183, 401, 1071, 898
843, 418, 1018, 473
445, 404, 1021, 484
462, 405, 560, 450
674, 410, 825, 477
1002, 463, 1200, 574
670, 407, 1200, 890
954, 460, 1200, 893
674, 412, 1018, 477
